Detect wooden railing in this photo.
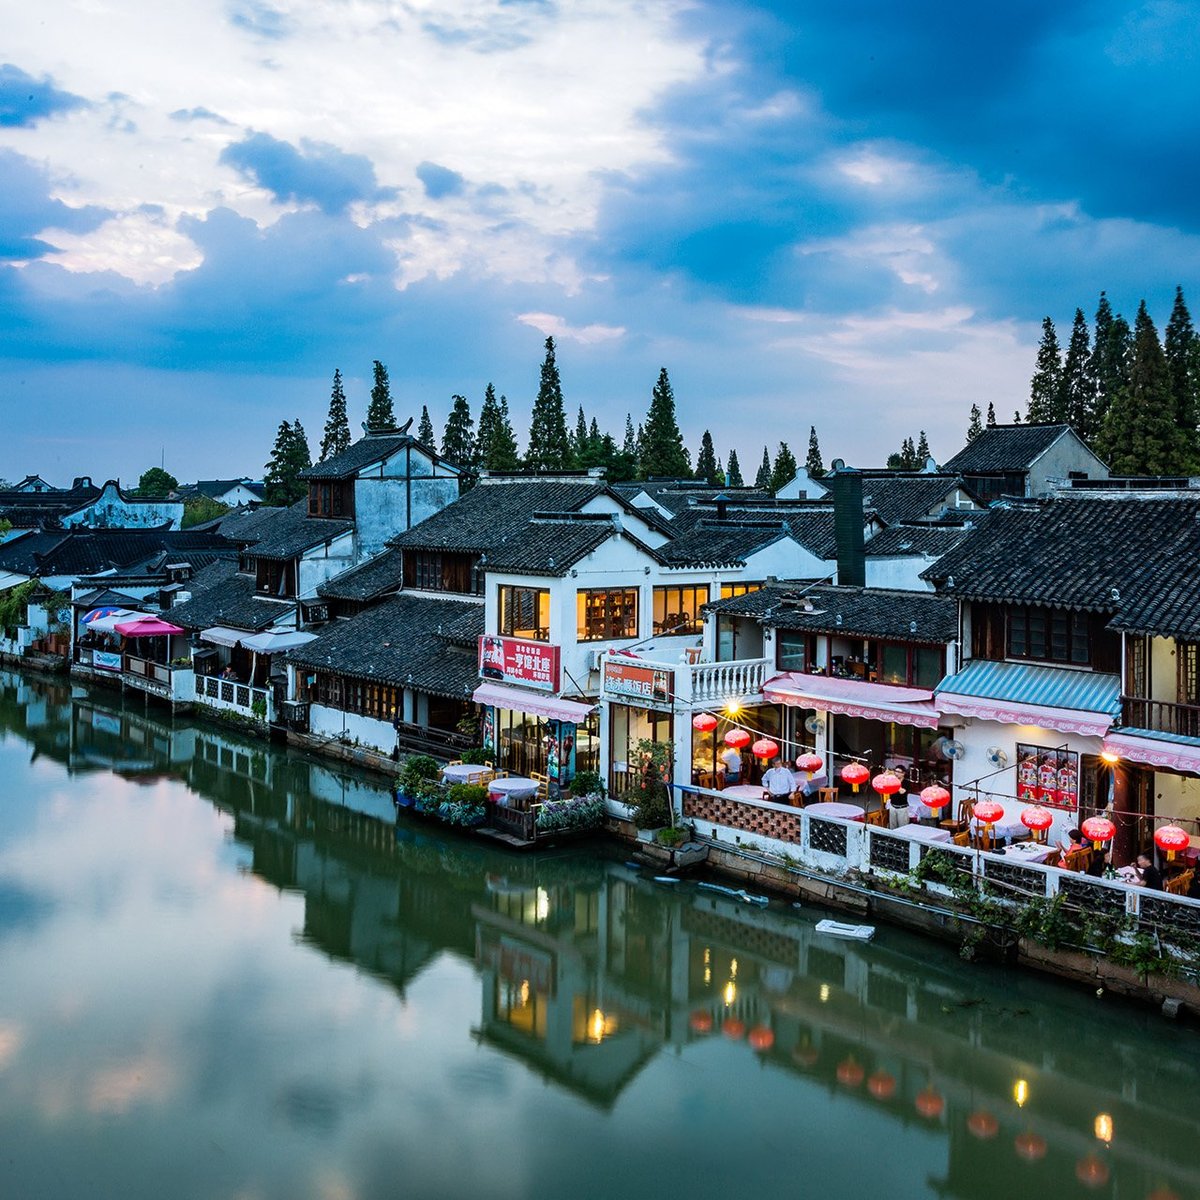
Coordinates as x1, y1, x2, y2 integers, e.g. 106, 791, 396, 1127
1120, 695, 1200, 739
487, 801, 537, 842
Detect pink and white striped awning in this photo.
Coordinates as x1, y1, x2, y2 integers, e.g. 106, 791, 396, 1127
762, 672, 942, 730
1102, 731, 1200, 776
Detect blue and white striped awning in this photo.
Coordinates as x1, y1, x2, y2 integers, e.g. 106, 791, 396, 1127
935, 660, 1120, 738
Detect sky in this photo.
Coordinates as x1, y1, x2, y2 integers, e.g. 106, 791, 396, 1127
2, 0, 1199, 485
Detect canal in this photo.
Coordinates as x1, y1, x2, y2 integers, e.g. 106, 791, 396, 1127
0, 670, 1196, 1200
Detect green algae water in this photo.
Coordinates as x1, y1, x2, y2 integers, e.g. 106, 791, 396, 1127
0, 670, 1197, 1200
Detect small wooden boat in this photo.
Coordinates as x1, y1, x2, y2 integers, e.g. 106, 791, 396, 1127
698, 881, 769, 906
815, 918, 875, 941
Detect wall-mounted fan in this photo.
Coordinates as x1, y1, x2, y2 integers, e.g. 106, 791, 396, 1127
986, 746, 1010, 768
805, 714, 826, 735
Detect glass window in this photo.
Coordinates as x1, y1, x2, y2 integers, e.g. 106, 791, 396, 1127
653, 585, 709, 635
776, 630, 809, 672
913, 646, 944, 689
1008, 606, 1090, 665
720, 581, 763, 599
498, 586, 550, 641
880, 644, 908, 685
577, 588, 639, 642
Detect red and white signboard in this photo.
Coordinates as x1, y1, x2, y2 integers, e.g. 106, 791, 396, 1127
602, 658, 674, 707
478, 635, 561, 692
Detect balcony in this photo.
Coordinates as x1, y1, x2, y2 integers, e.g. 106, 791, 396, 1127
197, 674, 273, 724
603, 656, 769, 707
74, 647, 195, 703
1119, 695, 1200, 740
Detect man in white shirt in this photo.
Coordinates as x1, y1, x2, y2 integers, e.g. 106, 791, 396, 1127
720, 744, 742, 784
761, 757, 795, 802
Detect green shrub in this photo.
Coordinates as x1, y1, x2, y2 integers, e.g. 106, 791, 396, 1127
628, 738, 673, 829
460, 747, 493, 765
447, 783, 489, 806
536, 795, 606, 834
570, 769, 605, 798
437, 797, 487, 827
655, 826, 687, 847
397, 754, 441, 795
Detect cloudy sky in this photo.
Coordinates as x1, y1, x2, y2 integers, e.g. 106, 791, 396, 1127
2, 0, 1198, 485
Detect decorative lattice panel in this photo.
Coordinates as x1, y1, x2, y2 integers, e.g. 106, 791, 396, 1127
807, 817, 848, 858
1059, 875, 1126, 916
868, 833, 909, 874
982, 860, 1047, 896
1138, 894, 1200, 938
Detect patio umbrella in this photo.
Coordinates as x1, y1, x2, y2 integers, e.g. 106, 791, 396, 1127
114, 616, 185, 637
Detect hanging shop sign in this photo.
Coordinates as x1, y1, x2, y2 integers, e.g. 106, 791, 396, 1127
478, 635, 561, 692
602, 658, 673, 707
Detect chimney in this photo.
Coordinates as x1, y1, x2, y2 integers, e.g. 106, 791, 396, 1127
830, 470, 866, 587
715, 493, 728, 520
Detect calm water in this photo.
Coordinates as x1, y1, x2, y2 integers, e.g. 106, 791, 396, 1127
0, 672, 1197, 1200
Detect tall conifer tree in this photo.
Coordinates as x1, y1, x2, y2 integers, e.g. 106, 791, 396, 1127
769, 442, 798, 494
1027, 317, 1063, 422
639, 368, 691, 478
442, 395, 476, 476
986, 402, 997, 427
417, 404, 436, 448
1091, 292, 1130, 436
526, 337, 572, 471
1165, 286, 1198, 455
754, 447, 772, 490
1058, 309, 1094, 437
366, 360, 395, 429
488, 394, 522, 470
805, 426, 825, 477
319, 369, 351, 461
264, 419, 311, 506
916, 430, 931, 463
694, 430, 720, 484
966, 405, 983, 442
726, 449, 743, 487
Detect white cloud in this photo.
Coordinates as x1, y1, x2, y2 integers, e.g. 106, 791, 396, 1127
516, 311, 626, 344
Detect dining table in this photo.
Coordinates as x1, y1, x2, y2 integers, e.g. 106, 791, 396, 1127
1001, 840, 1059, 864
487, 775, 540, 804
723, 784, 774, 801
969, 816, 1026, 843
804, 801, 866, 822
890, 823, 952, 844
442, 763, 488, 785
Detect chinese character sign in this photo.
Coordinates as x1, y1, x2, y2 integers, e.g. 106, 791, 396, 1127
478, 635, 561, 691
602, 659, 673, 706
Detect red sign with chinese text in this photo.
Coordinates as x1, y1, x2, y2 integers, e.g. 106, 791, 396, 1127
478, 635, 561, 692
602, 658, 674, 706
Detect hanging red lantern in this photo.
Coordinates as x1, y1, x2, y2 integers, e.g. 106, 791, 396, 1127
920, 784, 951, 811
751, 738, 779, 760
1154, 824, 1190, 860
724, 729, 751, 750
796, 752, 823, 778
692, 712, 718, 733
973, 799, 1005, 827
1075, 1155, 1110, 1189
748, 1025, 775, 1052
689, 1010, 714, 1034
1145, 1188, 1181, 1200
841, 762, 870, 793
836, 1058, 864, 1088
915, 1087, 945, 1119
968, 1110, 1000, 1139
1021, 806, 1053, 834
1014, 1132, 1047, 1162
867, 1071, 896, 1100
872, 771, 902, 799
722, 1017, 746, 1040
1081, 816, 1116, 849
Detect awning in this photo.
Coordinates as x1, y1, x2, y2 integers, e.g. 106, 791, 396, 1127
473, 681, 596, 724
240, 629, 318, 653
84, 608, 142, 633
935, 660, 1119, 738
762, 672, 942, 729
200, 626, 245, 648
1103, 731, 1200, 776
114, 617, 184, 637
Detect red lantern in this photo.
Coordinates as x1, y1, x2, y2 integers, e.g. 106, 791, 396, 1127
689, 1010, 714, 1034
1154, 824, 1190, 861
872, 772, 902, 798
748, 1025, 775, 1052
796, 752, 823, 778
1021, 806, 1054, 841
841, 763, 870, 793
836, 1058, 864, 1088
915, 1087, 945, 1119
920, 784, 951, 811
724, 729, 751, 750
867, 1071, 896, 1100
1014, 1132, 1047, 1162
1075, 1155, 1110, 1189
1146, 1189, 1181, 1200
722, 1017, 746, 1040
968, 1110, 999, 1139
751, 738, 779, 760
1081, 816, 1116, 849
974, 799, 1005, 827
692, 712, 718, 733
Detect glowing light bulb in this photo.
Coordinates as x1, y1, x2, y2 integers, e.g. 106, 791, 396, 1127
1094, 1113, 1113, 1144
535, 888, 550, 921
589, 1009, 606, 1043
819, 983, 830, 1003
723, 980, 737, 1006
1014, 1079, 1029, 1108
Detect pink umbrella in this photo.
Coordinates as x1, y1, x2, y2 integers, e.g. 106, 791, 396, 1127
114, 617, 185, 637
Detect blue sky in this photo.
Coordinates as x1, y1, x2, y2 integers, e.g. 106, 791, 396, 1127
1, 0, 1198, 485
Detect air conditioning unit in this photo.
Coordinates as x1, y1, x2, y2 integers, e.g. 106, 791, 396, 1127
589, 648, 610, 672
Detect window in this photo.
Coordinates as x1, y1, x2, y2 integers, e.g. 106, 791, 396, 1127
1008, 605, 1090, 664
498, 585, 550, 641
314, 673, 399, 720
308, 481, 353, 517
1179, 643, 1200, 705
876, 642, 945, 689
653, 585, 709, 635
776, 630, 813, 672
720, 581, 763, 600
577, 588, 638, 642
414, 552, 442, 591
1127, 635, 1147, 697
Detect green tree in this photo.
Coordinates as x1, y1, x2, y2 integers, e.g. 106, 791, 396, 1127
572, 405, 589, 460
135, 466, 178, 498
805, 426, 825, 476
264, 419, 312, 506
479, 390, 521, 471
417, 404, 436, 448
754, 446, 772, 490
639, 368, 691, 479
366, 360, 395, 429
1057, 309, 1094, 437
694, 430, 720, 484
182, 495, 231, 528
986, 401, 996, 427
622, 414, 637, 460
1099, 300, 1188, 475
726, 449, 744, 487
1027, 317, 1063, 423
526, 336, 572, 471
769, 441, 798, 493
916, 430, 931, 463
966, 404, 982, 442
1091, 292, 1130, 436
442, 394, 476, 476
318, 368, 352, 461
1165, 286, 1198, 453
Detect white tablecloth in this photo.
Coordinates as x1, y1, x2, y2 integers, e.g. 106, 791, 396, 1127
805, 801, 865, 822
488, 776, 539, 801
1001, 841, 1058, 864
970, 817, 1026, 842
442, 763, 488, 784
891, 824, 951, 844
723, 784, 773, 801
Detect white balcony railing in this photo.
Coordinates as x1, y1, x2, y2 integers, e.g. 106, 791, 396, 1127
197, 674, 273, 723
686, 657, 769, 705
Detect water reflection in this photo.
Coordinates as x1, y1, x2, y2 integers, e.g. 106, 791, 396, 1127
0, 670, 1197, 1200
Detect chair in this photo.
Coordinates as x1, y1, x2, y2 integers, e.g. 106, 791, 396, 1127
951, 831, 970, 846
865, 808, 888, 828
1060, 847, 1091, 873
446, 759, 463, 766
971, 826, 994, 852
940, 799, 973, 835
817, 787, 838, 804
1165, 869, 1194, 896
530, 771, 551, 801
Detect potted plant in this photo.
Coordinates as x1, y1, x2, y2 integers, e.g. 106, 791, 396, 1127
568, 769, 605, 799
437, 783, 488, 827
628, 738, 673, 839
394, 754, 441, 810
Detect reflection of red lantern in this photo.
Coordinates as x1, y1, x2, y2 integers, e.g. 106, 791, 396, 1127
1075, 1155, 1110, 1189
1014, 1132, 1047, 1162
722, 1017, 746, 1040
867, 1071, 896, 1100
797, 753, 823, 778
915, 1088, 945, 1119
968, 1111, 999, 1139
1081, 816, 1116, 850
748, 1025, 775, 1052
689, 1010, 714, 1034
974, 800, 1005, 827
692, 712, 718, 733
841, 763, 870, 793
752, 738, 779, 760
1145, 1189, 1181, 1200
836, 1058, 864, 1088
1021, 806, 1054, 837
872, 772, 902, 799
724, 729, 751, 750
792, 1042, 819, 1068
1154, 824, 1190, 861
920, 785, 951, 811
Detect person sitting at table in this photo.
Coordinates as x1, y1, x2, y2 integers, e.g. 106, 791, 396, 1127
1134, 851, 1164, 891
1056, 827, 1085, 868
762, 756, 796, 803
720, 743, 742, 786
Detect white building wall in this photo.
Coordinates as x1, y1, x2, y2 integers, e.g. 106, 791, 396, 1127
1150, 636, 1177, 704
864, 556, 937, 591
297, 531, 357, 598
309, 703, 396, 755
61, 482, 184, 530
1029, 433, 1110, 495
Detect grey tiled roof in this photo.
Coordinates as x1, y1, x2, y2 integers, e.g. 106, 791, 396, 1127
760, 584, 958, 643
318, 548, 406, 602
941, 424, 1074, 474
658, 519, 794, 567
483, 514, 628, 576
236, 502, 353, 561
857, 474, 976, 524
299, 432, 452, 481
166, 575, 296, 632
865, 522, 974, 558
0, 529, 233, 578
